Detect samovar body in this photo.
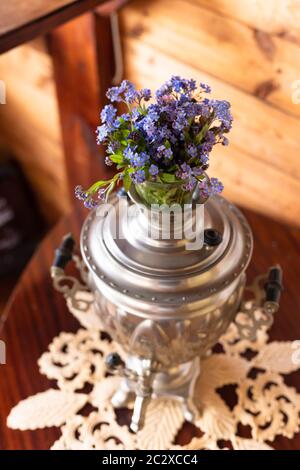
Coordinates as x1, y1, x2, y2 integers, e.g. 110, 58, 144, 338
80, 188, 254, 430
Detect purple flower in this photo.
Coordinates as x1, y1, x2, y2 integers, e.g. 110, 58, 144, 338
211, 100, 233, 130
124, 81, 138, 103
100, 104, 117, 125
187, 144, 198, 158
142, 116, 157, 138
210, 177, 224, 194
124, 146, 149, 168
75, 185, 99, 209
176, 162, 192, 180
106, 80, 138, 104
131, 169, 146, 183
106, 81, 126, 102
139, 88, 152, 101
149, 164, 159, 176
96, 124, 109, 143
220, 136, 229, 146
183, 177, 196, 191
193, 167, 204, 177
155, 80, 173, 102
105, 156, 113, 166
75, 185, 87, 201
157, 145, 173, 160
170, 76, 197, 95
200, 82, 211, 94
199, 177, 224, 197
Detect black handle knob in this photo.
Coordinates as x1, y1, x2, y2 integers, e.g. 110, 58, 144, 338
204, 228, 223, 247
106, 352, 124, 370
264, 265, 283, 304
52, 233, 75, 269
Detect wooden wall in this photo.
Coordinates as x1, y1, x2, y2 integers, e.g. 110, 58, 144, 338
119, 0, 300, 226
0, 0, 300, 226
0, 39, 69, 225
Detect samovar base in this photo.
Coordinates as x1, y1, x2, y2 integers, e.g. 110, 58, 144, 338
111, 356, 200, 432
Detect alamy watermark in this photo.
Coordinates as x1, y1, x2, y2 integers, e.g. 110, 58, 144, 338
95, 196, 205, 250
0, 340, 6, 365
0, 80, 6, 104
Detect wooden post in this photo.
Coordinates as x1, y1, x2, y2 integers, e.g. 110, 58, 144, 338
48, 11, 115, 202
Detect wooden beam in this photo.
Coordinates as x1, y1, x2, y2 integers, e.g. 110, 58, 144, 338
0, 0, 107, 54
48, 12, 114, 202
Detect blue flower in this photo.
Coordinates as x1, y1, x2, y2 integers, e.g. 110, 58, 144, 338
176, 162, 192, 180
96, 124, 109, 143
124, 81, 139, 103
199, 177, 224, 197
142, 116, 157, 138
200, 82, 211, 94
149, 164, 159, 176
187, 144, 198, 158
210, 177, 224, 194
157, 145, 173, 160
100, 104, 117, 125
139, 88, 152, 101
106, 81, 126, 102
211, 100, 233, 130
131, 169, 146, 183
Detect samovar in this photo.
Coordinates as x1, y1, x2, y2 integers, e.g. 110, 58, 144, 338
52, 188, 283, 432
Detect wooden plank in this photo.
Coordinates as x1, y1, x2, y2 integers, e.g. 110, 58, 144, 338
120, 0, 300, 118
121, 38, 300, 226
48, 13, 114, 201
192, 0, 300, 42
0, 0, 107, 54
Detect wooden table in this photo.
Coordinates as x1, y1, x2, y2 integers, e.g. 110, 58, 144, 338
0, 205, 300, 450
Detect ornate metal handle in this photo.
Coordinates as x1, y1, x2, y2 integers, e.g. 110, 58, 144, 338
51, 234, 92, 311
52, 233, 75, 270
234, 265, 283, 342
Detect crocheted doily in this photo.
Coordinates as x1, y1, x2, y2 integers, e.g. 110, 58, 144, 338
7, 284, 300, 450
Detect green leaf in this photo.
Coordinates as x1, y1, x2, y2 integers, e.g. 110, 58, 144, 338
87, 180, 109, 193
110, 154, 124, 164
195, 122, 210, 144
123, 170, 132, 192
161, 173, 176, 183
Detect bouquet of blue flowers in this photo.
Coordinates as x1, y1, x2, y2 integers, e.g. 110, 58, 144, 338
75, 76, 232, 208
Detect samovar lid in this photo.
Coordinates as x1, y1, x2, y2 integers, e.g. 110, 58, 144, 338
81, 191, 253, 305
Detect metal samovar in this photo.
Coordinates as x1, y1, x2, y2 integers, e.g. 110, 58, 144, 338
52, 188, 283, 432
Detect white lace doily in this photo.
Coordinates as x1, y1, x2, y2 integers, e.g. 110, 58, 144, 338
7, 288, 300, 450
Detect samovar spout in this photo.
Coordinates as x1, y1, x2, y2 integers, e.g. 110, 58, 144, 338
105, 353, 154, 432
130, 358, 154, 433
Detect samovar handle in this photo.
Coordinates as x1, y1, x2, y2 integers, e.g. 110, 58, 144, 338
234, 265, 283, 342
52, 233, 75, 271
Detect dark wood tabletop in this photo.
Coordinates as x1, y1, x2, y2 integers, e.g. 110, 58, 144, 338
0, 0, 107, 54
0, 203, 300, 450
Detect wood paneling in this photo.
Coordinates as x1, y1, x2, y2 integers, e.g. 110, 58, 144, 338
119, 0, 300, 226
1, 0, 300, 226
193, 0, 300, 41
0, 40, 69, 224
120, 0, 300, 118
